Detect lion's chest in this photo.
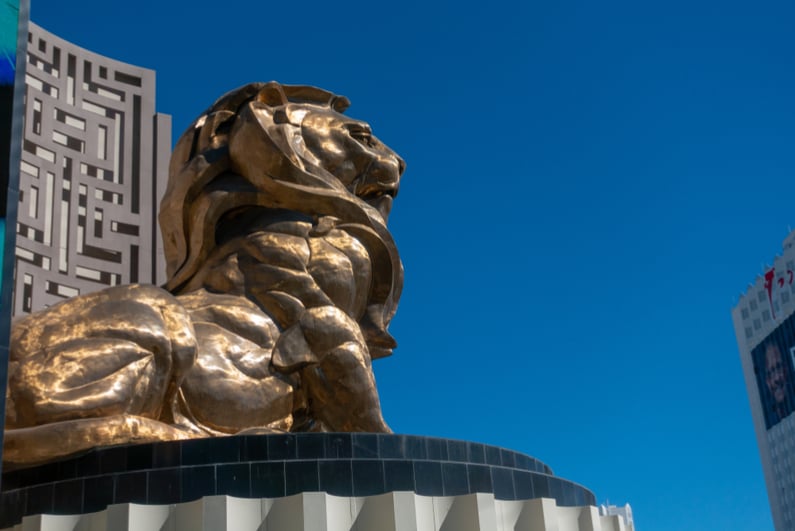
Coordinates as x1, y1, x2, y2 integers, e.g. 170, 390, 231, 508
200, 223, 374, 327
306, 229, 372, 318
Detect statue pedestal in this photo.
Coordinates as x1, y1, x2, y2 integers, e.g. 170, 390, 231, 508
1, 433, 595, 528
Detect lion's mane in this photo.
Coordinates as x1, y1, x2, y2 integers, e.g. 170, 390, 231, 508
159, 82, 402, 325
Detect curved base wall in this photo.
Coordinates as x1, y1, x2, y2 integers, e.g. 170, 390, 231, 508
0, 434, 601, 530
2, 492, 633, 531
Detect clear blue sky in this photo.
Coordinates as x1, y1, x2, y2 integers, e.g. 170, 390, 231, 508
29, 0, 795, 529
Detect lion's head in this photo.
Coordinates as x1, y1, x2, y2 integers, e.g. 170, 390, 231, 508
159, 82, 404, 324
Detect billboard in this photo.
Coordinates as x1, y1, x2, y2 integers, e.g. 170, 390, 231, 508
753, 310, 795, 429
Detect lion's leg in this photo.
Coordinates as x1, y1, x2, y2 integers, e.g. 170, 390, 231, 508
272, 306, 390, 433
3, 415, 194, 467
300, 341, 390, 432
177, 322, 294, 434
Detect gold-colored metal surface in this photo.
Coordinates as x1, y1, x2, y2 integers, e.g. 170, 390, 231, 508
4, 82, 404, 467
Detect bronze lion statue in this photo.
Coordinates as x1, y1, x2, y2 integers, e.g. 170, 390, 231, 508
4, 82, 404, 466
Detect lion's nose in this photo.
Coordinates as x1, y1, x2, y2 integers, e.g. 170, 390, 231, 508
369, 155, 402, 186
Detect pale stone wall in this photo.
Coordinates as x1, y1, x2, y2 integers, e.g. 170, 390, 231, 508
1, 492, 633, 531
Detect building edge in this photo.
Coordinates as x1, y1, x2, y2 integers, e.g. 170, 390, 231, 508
732, 228, 795, 530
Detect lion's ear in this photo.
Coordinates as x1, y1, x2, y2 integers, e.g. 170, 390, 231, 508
256, 81, 289, 107
331, 95, 350, 113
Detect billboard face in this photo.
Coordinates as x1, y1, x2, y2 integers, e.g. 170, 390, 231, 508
753, 311, 795, 429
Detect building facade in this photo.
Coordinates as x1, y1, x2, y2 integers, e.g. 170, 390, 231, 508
13, 22, 170, 316
599, 503, 634, 529
732, 229, 795, 530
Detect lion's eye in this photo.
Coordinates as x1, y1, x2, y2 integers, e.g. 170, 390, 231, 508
349, 129, 375, 148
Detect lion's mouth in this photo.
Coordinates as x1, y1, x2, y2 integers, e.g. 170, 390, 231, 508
358, 184, 398, 220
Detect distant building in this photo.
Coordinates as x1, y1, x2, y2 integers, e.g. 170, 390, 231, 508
600, 503, 634, 530
732, 229, 795, 530
13, 22, 170, 316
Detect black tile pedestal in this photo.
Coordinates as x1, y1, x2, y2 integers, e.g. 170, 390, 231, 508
0, 434, 595, 528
